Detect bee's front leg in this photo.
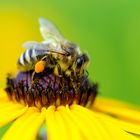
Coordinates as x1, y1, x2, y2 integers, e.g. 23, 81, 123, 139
54, 63, 63, 77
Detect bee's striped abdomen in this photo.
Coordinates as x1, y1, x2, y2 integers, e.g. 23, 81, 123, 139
17, 49, 49, 71
17, 49, 38, 71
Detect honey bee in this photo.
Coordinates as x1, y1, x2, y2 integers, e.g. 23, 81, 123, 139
17, 17, 89, 81
17, 41, 65, 72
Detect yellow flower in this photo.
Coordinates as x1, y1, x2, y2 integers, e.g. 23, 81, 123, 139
0, 88, 140, 140
0, 16, 140, 140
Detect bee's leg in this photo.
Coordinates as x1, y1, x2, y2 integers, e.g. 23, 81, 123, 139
55, 64, 66, 93
58, 64, 63, 77
28, 71, 36, 90
30, 71, 38, 87
56, 64, 63, 88
69, 69, 77, 81
41, 54, 56, 69
31, 71, 36, 81
80, 70, 88, 86
66, 70, 78, 94
70, 70, 83, 95
54, 64, 63, 77
40, 55, 48, 61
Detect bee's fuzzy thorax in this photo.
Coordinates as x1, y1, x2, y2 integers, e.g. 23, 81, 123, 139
5, 69, 98, 109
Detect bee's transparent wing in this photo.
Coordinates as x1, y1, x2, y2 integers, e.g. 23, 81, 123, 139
22, 41, 49, 50
39, 17, 65, 43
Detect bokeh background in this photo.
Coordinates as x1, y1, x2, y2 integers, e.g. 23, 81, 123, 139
0, 0, 140, 106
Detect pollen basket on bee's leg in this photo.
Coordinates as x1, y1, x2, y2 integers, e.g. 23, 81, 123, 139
5, 68, 98, 109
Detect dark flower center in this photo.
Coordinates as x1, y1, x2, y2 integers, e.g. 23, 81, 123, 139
5, 68, 98, 109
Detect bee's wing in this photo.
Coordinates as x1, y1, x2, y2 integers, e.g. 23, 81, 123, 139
39, 17, 65, 43
22, 41, 48, 50
22, 41, 65, 54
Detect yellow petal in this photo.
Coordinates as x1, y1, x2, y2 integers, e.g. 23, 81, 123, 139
2, 107, 45, 140
57, 106, 82, 140
68, 105, 108, 140
93, 97, 140, 124
45, 105, 83, 140
45, 105, 59, 140
0, 89, 9, 102
71, 105, 140, 140
96, 112, 140, 136
0, 101, 28, 128
54, 110, 75, 140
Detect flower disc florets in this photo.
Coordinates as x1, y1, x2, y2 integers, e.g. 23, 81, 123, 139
5, 68, 97, 109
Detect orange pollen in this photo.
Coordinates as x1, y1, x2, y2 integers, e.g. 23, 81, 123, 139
35, 61, 46, 73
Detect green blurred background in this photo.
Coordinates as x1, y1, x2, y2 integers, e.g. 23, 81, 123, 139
0, 0, 140, 106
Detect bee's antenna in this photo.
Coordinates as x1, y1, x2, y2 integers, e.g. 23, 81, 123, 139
85, 70, 89, 78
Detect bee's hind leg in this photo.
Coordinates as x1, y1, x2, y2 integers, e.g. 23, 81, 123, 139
28, 71, 36, 90
31, 71, 36, 82
28, 70, 41, 91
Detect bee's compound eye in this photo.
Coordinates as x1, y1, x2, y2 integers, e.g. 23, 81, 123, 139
76, 57, 84, 68
35, 61, 45, 73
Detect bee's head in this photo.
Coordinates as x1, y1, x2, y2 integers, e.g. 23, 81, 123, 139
75, 53, 89, 70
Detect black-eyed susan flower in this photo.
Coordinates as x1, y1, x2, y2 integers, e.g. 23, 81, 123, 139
1, 80, 140, 140
0, 18, 140, 140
